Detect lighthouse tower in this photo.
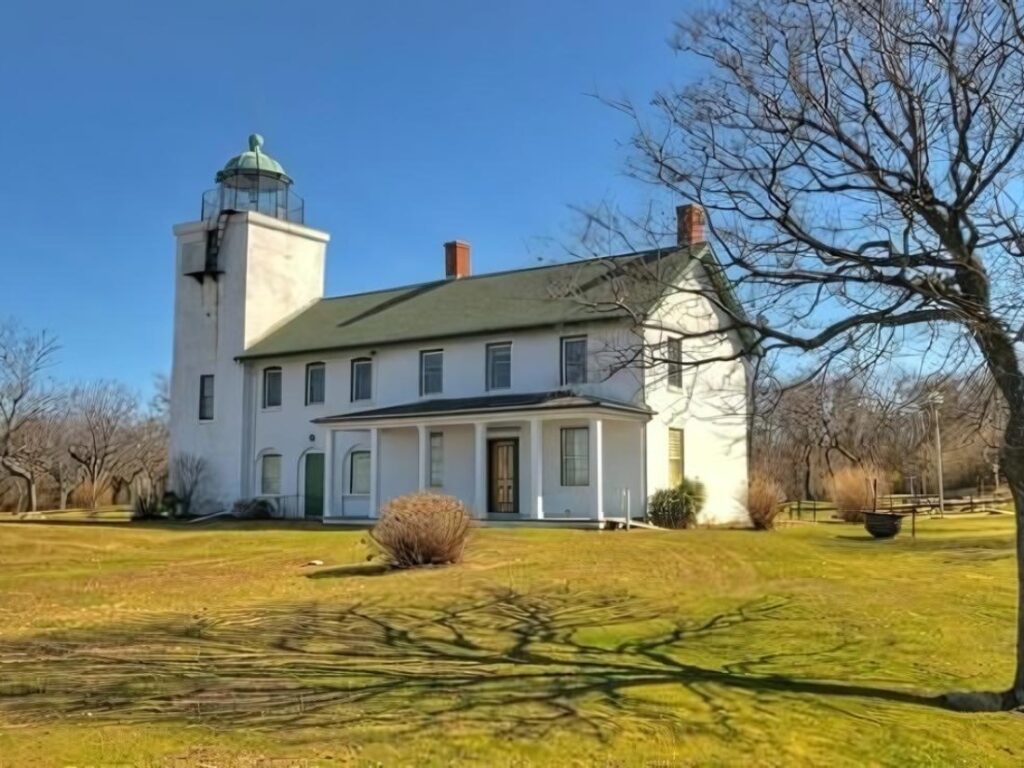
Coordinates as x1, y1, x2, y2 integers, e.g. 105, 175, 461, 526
168, 135, 330, 511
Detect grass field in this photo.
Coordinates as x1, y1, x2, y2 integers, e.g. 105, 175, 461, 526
0, 515, 1021, 767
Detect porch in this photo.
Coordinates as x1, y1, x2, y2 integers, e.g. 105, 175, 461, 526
314, 392, 651, 524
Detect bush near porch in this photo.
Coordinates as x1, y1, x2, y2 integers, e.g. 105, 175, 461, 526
0, 515, 1020, 766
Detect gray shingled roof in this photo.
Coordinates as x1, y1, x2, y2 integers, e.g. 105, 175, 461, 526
238, 246, 704, 360
313, 391, 653, 424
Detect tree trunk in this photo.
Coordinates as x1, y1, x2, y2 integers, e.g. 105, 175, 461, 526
1002, 405, 1024, 707
27, 479, 36, 513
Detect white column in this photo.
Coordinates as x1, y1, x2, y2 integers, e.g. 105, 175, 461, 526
417, 424, 428, 490
474, 422, 487, 518
324, 429, 334, 518
529, 417, 544, 519
590, 418, 604, 521
369, 427, 380, 518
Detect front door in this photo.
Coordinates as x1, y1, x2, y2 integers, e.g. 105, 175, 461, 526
304, 452, 325, 518
488, 438, 519, 515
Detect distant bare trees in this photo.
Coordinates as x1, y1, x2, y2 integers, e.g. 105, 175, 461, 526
0, 321, 58, 511
0, 321, 169, 513
756, 370, 1004, 500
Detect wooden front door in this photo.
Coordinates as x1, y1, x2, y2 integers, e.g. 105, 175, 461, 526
488, 438, 519, 515
304, 452, 325, 518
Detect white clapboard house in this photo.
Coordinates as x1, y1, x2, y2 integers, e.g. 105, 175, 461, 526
169, 136, 751, 525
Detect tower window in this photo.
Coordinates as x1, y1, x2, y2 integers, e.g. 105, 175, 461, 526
263, 367, 282, 408
198, 374, 214, 421
305, 362, 325, 405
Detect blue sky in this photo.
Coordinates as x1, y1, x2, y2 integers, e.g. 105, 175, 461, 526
0, 0, 691, 394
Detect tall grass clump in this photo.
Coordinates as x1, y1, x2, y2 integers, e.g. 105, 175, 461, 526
746, 473, 785, 530
829, 465, 887, 522
370, 492, 472, 568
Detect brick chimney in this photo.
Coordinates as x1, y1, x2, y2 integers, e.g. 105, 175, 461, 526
676, 204, 706, 245
444, 240, 471, 279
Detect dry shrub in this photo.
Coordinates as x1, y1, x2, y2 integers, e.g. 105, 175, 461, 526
747, 473, 785, 530
370, 492, 472, 568
829, 465, 888, 522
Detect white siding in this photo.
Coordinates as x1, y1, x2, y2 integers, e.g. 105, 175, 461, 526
168, 212, 328, 512
642, 263, 750, 524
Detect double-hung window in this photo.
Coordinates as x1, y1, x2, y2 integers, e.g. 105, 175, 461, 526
560, 427, 590, 486
349, 451, 371, 494
305, 362, 325, 405
261, 453, 282, 495
420, 350, 443, 396
198, 374, 214, 421
486, 342, 512, 390
668, 428, 684, 487
263, 367, 282, 408
351, 358, 372, 401
666, 338, 683, 389
561, 336, 587, 386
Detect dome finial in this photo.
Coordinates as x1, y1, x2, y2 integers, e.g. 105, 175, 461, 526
248, 133, 264, 152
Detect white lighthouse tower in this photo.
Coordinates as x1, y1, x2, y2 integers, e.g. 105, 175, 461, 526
168, 135, 330, 511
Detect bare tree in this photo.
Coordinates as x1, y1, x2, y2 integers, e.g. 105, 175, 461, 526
67, 382, 139, 511
596, 0, 1024, 708
169, 452, 206, 517
0, 321, 58, 510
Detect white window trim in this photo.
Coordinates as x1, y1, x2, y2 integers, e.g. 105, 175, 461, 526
666, 338, 683, 390
262, 367, 283, 410
351, 358, 373, 402
260, 452, 283, 496
198, 374, 215, 422
305, 362, 326, 406
348, 449, 372, 496
419, 349, 444, 397
560, 335, 588, 386
485, 341, 513, 391
559, 426, 590, 487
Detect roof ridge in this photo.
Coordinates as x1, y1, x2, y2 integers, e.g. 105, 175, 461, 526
318, 245, 683, 303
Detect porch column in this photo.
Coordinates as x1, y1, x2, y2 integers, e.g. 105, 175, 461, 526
417, 424, 428, 490
589, 418, 604, 521
529, 417, 544, 519
474, 421, 487, 518
324, 429, 334, 518
369, 427, 380, 518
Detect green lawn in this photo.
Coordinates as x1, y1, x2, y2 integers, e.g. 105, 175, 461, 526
0, 516, 1020, 767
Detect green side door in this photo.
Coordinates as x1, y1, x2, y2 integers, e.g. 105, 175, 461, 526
304, 452, 325, 518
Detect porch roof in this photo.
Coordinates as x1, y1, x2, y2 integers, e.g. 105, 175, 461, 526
312, 390, 652, 425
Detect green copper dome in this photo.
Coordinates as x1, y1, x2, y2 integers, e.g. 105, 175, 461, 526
216, 134, 291, 184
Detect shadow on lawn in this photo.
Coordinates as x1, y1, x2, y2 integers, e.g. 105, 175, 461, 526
0, 590, 944, 741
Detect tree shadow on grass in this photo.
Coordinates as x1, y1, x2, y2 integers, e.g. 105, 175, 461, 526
0, 590, 945, 743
